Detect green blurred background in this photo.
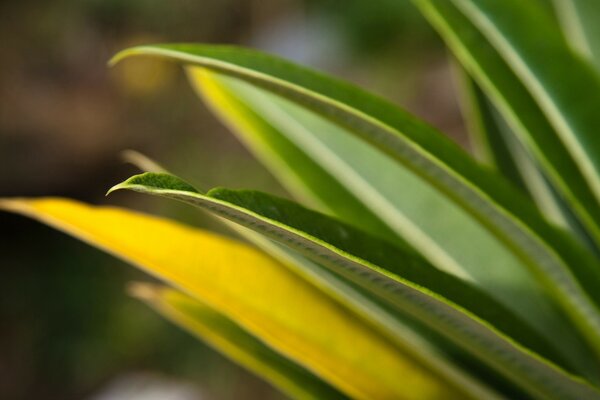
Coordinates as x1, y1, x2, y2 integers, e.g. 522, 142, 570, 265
0, 1, 466, 399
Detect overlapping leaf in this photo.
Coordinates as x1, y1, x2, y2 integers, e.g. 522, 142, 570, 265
0, 197, 466, 400
120, 153, 497, 398
189, 68, 598, 375
414, 0, 600, 246
457, 72, 580, 235
129, 283, 346, 399
107, 171, 600, 399
110, 44, 600, 360
187, 68, 400, 243
553, 0, 600, 69
451, 0, 600, 206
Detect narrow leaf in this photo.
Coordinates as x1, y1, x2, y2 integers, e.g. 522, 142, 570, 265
442, 0, 600, 239
130, 283, 346, 399
109, 172, 600, 399
110, 45, 600, 357
118, 152, 521, 398
553, 0, 600, 70
191, 69, 599, 374
457, 70, 574, 230
187, 67, 400, 242
404, 2, 600, 361
0, 197, 470, 400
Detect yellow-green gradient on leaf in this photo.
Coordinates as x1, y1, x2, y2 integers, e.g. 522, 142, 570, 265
0, 197, 467, 400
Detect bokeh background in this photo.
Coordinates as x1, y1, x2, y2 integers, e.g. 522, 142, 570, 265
0, 1, 466, 399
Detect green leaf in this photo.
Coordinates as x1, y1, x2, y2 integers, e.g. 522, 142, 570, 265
457, 70, 575, 232
425, 0, 600, 242
110, 44, 600, 360
121, 152, 500, 397
457, 69, 530, 194
109, 172, 600, 399
130, 283, 347, 400
190, 69, 599, 376
186, 67, 400, 243
553, 0, 600, 70
0, 197, 468, 400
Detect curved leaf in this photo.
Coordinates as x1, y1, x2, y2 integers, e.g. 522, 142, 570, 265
191, 69, 598, 374
553, 0, 600, 70
187, 67, 400, 243
110, 44, 600, 358
457, 71, 573, 231
130, 283, 347, 399
121, 152, 499, 398
0, 197, 472, 400
447, 0, 600, 204
109, 172, 600, 399
438, 0, 600, 241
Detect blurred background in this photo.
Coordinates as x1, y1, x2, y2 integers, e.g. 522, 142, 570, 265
0, 1, 464, 398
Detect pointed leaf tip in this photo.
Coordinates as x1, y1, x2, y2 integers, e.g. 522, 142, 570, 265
127, 281, 162, 302
107, 172, 200, 197
106, 183, 127, 196
108, 48, 140, 67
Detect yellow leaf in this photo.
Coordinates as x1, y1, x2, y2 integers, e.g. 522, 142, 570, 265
0, 197, 467, 399
129, 282, 343, 399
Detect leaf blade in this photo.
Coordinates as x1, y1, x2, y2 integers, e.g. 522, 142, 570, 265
109, 172, 600, 399
553, 0, 600, 70
130, 283, 346, 400
0, 197, 470, 400
192, 69, 600, 375
110, 44, 600, 357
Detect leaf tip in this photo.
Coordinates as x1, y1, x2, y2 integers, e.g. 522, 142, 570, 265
106, 182, 128, 197
0, 198, 30, 214
108, 46, 152, 67
121, 150, 166, 173
127, 281, 163, 302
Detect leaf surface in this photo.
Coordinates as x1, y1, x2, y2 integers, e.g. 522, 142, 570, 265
130, 283, 346, 400
457, 71, 574, 231
0, 197, 469, 400
108, 172, 600, 399
187, 68, 399, 242
121, 152, 498, 398
110, 44, 600, 357
553, 0, 600, 69
408, 0, 600, 359
190, 69, 598, 374
426, 0, 600, 242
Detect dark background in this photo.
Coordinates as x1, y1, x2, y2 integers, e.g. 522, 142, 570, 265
0, 1, 466, 399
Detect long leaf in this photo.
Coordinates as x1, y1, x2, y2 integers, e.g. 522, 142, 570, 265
457, 70, 600, 257
190, 69, 598, 374
108, 172, 600, 399
129, 283, 346, 399
553, 0, 600, 70
458, 71, 571, 229
458, 70, 530, 195
121, 152, 500, 398
439, 0, 600, 240
187, 68, 400, 243
0, 197, 469, 400
110, 45, 600, 357
415, 1, 600, 247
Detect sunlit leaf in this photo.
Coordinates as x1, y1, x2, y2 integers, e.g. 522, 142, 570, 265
188, 68, 599, 376
129, 283, 346, 400
0, 197, 470, 400
109, 44, 600, 360
406, 1, 600, 361
108, 172, 600, 399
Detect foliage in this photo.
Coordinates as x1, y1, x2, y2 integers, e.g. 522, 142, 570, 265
4, 1, 600, 398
